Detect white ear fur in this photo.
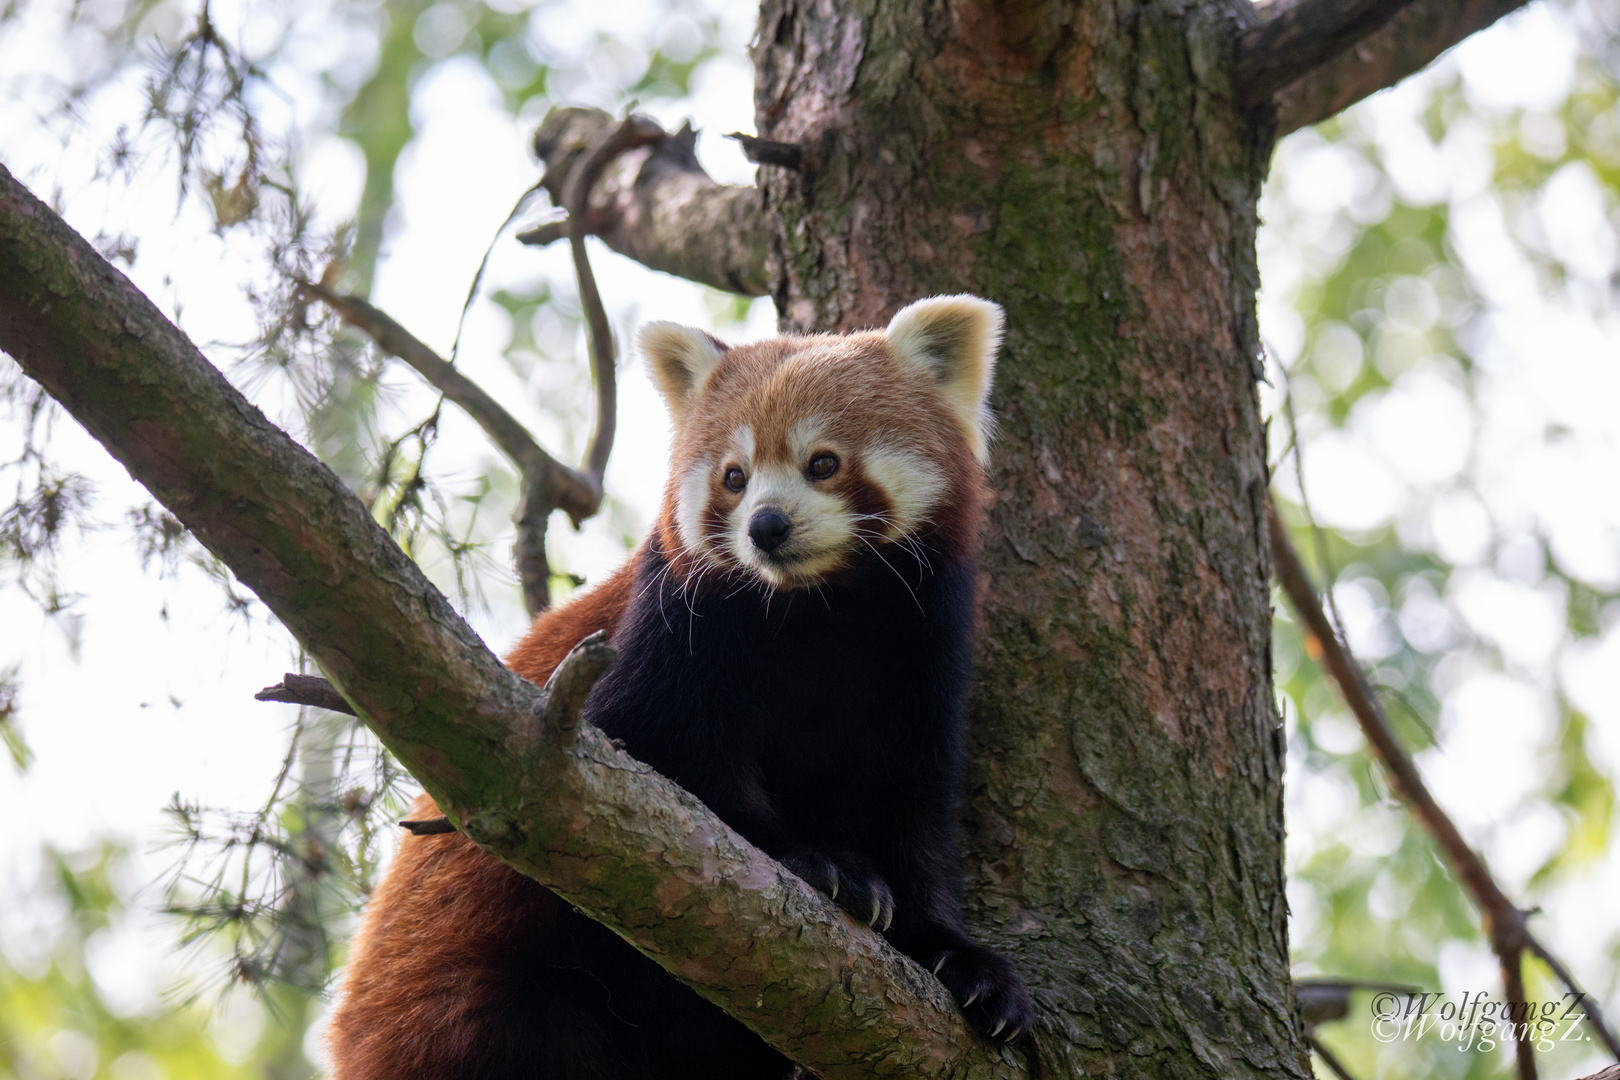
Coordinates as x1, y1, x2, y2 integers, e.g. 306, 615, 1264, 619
885, 295, 1003, 462
641, 322, 727, 428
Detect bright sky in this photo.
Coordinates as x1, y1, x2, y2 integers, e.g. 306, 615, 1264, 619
1, 0, 1617, 1076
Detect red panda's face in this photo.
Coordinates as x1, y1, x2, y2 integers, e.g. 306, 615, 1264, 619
641, 296, 1003, 591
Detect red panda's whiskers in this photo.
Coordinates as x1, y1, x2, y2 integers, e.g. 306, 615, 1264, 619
853, 511, 934, 579
854, 534, 925, 615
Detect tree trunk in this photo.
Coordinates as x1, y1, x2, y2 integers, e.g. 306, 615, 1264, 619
753, 1, 1301, 1075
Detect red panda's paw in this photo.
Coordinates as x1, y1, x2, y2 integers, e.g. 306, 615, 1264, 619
929, 942, 1035, 1043
780, 847, 895, 932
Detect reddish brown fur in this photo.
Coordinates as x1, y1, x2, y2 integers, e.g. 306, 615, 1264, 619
653, 332, 985, 579
328, 567, 633, 1080
329, 327, 1003, 1078
503, 561, 634, 682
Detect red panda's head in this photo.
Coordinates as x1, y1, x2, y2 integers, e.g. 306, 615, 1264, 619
640, 296, 1003, 591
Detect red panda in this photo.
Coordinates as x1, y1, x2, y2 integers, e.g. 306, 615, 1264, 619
327, 295, 1034, 1080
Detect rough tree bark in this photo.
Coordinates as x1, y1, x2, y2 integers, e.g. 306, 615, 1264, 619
740, 0, 1518, 1073
0, 0, 1538, 1076
751, 1, 1294, 1074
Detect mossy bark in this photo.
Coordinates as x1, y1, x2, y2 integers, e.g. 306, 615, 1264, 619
754, 0, 1306, 1075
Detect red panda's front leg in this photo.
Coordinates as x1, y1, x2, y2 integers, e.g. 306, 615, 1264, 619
712, 771, 1034, 1043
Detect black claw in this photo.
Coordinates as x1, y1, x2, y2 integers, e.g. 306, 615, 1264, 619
783, 848, 895, 931
931, 941, 1034, 1042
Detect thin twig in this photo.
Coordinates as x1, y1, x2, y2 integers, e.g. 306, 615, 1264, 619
1501, 947, 1538, 1080
300, 280, 606, 614
399, 816, 456, 835
515, 219, 568, 247
1267, 499, 1620, 1070
298, 282, 598, 525
561, 115, 663, 487
1523, 939, 1617, 1056
447, 181, 546, 365
726, 132, 804, 171
305, 119, 657, 614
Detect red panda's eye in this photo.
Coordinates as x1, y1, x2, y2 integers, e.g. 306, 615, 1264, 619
724, 467, 746, 493
807, 453, 840, 480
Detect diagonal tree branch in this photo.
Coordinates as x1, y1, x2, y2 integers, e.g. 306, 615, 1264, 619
0, 161, 1020, 1080
308, 118, 675, 614
1264, 0, 1532, 135
1267, 500, 1620, 1071
298, 281, 597, 615
522, 107, 770, 297
300, 281, 600, 523
1500, 946, 1538, 1080
1236, 0, 1419, 110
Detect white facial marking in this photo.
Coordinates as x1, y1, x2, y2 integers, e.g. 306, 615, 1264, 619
862, 444, 947, 538
731, 425, 755, 467
728, 459, 855, 589
787, 417, 828, 464
675, 457, 714, 559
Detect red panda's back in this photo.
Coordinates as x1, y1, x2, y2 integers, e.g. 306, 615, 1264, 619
327, 563, 635, 1080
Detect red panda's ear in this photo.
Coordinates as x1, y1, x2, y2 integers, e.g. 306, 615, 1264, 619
885, 295, 1003, 463
641, 323, 728, 428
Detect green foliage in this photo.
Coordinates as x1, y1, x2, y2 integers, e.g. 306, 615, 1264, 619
0, 843, 278, 1080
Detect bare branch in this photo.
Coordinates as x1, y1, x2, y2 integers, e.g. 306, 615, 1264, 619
0, 161, 1019, 1080
1235, 0, 1417, 110
1268, 0, 1531, 135
299, 281, 602, 614
308, 118, 666, 612
727, 132, 804, 171
1500, 947, 1538, 1080
1267, 500, 1620, 1067
513, 476, 556, 617
300, 282, 600, 524
399, 816, 457, 835
1295, 977, 1418, 1026
256, 673, 356, 715
1523, 940, 1620, 1060
1303, 1032, 1360, 1080
525, 107, 770, 297
562, 117, 663, 487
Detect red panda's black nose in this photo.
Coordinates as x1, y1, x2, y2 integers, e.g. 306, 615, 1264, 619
748, 508, 793, 554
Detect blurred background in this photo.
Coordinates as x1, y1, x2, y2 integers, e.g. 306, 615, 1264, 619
0, 0, 1616, 1076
